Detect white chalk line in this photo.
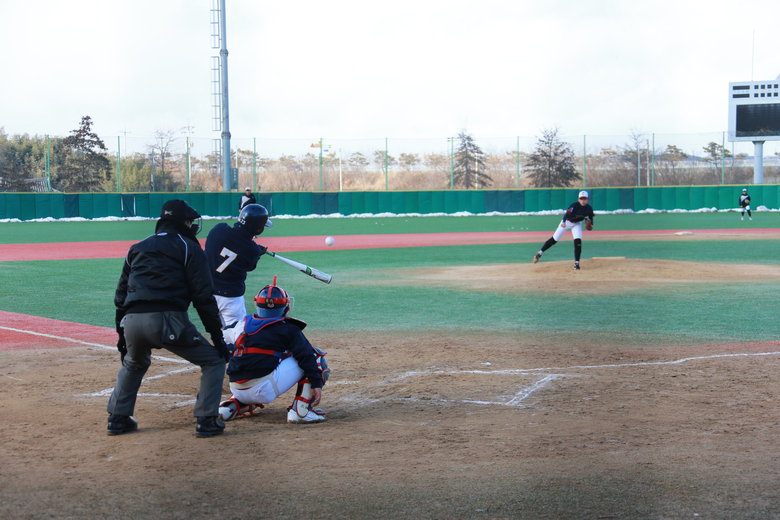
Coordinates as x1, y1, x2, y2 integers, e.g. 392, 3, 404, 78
79, 366, 200, 398
77, 389, 195, 399
0, 325, 203, 399
355, 351, 780, 409
505, 374, 563, 406
10, 324, 780, 410
391, 374, 562, 408
0, 325, 188, 364
393, 350, 780, 380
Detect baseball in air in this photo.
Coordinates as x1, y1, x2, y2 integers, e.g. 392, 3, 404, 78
325, 236, 335, 246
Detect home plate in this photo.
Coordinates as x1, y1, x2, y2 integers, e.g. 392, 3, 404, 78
592, 256, 626, 260
674, 231, 694, 235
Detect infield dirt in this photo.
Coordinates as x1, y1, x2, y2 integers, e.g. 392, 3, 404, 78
1, 258, 780, 519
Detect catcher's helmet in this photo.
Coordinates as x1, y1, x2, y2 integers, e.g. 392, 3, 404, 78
254, 276, 292, 318
160, 199, 202, 235
237, 204, 273, 236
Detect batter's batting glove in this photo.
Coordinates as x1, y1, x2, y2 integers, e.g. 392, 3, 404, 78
213, 337, 231, 363
258, 245, 268, 256
117, 331, 128, 363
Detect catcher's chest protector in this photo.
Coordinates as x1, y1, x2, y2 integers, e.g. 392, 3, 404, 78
234, 315, 308, 356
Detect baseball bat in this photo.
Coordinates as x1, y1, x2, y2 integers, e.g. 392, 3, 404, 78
266, 251, 332, 284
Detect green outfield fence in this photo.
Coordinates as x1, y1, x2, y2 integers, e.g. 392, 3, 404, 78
0, 185, 775, 221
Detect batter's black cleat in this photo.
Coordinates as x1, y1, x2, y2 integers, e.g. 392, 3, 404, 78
574, 263, 581, 270
107, 414, 138, 435
195, 416, 225, 438
533, 253, 541, 263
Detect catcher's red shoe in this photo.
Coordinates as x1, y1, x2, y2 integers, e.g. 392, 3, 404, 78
219, 397, 264, 421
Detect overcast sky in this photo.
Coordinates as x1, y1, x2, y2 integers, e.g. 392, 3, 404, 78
2, 0, 780, 155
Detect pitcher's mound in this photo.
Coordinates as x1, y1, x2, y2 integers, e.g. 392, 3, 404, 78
388, 258, 780, 294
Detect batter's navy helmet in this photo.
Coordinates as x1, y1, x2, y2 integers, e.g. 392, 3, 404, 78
237, 204, 273, 236
254, 276, 292, 318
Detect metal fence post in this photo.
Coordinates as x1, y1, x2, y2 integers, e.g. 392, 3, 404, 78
117, 136, 122, 193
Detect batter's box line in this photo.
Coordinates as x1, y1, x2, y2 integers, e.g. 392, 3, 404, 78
341, 373, 562, 410
0, 325, 190, 364
392, 350, 780, 380
402, 373, 564, 408
77, 366, 199, 398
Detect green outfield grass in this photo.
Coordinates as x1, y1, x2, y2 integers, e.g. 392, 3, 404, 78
1, 210, 778, 244
2, 212, 779, 349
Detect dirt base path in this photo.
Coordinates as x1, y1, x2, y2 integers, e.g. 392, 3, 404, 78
2, 230, 780, 518
2, 315, 779, 519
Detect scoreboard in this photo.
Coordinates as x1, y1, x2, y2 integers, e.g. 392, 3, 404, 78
728, 78, 780, 142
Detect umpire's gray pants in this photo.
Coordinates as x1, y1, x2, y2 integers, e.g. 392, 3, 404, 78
106, 311, 226, 418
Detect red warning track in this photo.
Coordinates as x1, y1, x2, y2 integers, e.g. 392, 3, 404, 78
2, 229, 780, 262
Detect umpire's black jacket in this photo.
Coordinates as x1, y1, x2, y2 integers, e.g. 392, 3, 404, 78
114, 218, 223, 341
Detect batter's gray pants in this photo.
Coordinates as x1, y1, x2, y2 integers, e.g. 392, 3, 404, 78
106, 311, 226, 418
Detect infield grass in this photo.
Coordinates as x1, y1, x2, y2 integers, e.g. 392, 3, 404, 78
1, 218, 778, 348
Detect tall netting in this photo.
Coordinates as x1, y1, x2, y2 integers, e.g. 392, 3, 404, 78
11, 131, 780, 193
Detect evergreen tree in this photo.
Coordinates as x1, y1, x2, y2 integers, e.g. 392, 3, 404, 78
453, 131, 491, 189
526, 128, 581, 188
57, 116, 111, 192
0, 129, 48, 191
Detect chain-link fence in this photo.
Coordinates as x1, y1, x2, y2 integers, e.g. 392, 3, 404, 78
5, 131, 780, 192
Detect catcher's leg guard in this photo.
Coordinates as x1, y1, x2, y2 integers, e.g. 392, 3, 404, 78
574, 238, 582, 262
287, 379, 324, 423
219, 397, 264, 421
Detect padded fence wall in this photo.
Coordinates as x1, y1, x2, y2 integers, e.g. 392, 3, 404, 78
0, 186, 774, 220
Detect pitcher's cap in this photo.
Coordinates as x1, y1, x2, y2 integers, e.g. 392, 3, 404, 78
579, 190, 589, 199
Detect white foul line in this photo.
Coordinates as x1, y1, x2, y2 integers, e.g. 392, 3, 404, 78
0, 325, 201, 399
0, 325, 189, 364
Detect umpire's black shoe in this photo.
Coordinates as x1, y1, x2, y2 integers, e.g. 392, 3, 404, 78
107, 414, 138, 435
195, 416, 225, 438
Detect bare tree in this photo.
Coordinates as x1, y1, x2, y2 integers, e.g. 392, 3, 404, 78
398, 152, 420, 172
702, 141, 733, 183
146, 129, 180, 191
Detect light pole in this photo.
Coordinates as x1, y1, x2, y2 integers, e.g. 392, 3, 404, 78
447, 137, 455, 189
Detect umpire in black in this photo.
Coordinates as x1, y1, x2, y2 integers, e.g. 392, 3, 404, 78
107, 199, 231, 438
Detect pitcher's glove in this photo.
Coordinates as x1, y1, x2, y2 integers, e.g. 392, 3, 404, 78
585, 219, 593, 231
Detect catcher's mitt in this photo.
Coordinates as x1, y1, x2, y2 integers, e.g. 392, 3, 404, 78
585, 219, 593, 231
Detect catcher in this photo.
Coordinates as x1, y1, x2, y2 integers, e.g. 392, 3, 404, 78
218, 277, 330, 424
739, 188, 752, 221
532, 190, 595, 270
